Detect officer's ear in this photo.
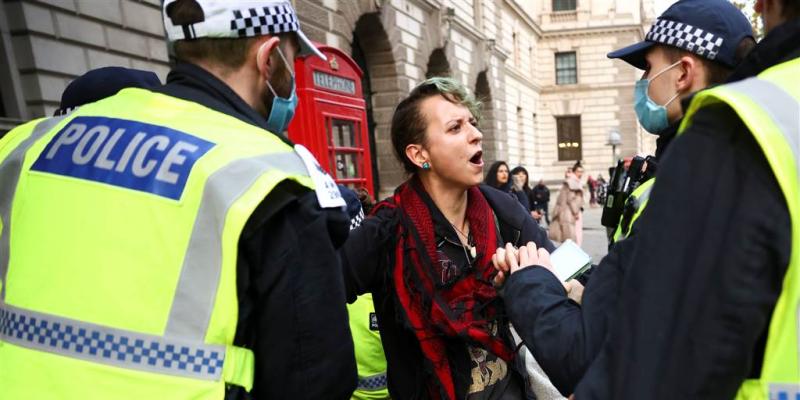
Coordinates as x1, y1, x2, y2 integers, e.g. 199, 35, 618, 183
675, 55, 699, 93
255, 36, 281, 82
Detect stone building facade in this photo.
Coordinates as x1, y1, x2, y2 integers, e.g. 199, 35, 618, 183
0, 0, 656, 197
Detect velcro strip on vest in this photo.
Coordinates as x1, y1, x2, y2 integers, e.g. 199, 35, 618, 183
0, 302, 227, 381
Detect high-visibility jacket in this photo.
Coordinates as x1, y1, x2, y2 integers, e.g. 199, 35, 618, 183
678, 56, 800, 399
0, 88, 319, 399
348, 293, 389, 400
612, 178, 655, 242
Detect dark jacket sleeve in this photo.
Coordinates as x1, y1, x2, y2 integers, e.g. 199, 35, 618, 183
514, 189, 531, 211
340, 205, 398, 302
231, 181, 357, 400
481, 184, 555, 252
575, 104, 791, 400
504, 235, 632, 396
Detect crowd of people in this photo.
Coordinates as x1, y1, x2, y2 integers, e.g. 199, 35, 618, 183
0, 0, 797, 399
483, 160, 610, 247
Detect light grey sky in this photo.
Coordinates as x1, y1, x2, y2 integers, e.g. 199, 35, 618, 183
655, 0, 678, 15
656, 0, 757, 16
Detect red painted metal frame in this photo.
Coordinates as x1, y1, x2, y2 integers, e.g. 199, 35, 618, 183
287, 43, 374, 195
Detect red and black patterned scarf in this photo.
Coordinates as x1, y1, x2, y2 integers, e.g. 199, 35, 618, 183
372, 178, 514, 399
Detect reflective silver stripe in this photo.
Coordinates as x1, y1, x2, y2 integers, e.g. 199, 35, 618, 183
637, 183, 654, 205
0, 117, 65, 299
726, 78, 800, 172
165, 151, 309, 340
356, 372, 388, 391
0, 301, 226, 380
769, 383, 800, 399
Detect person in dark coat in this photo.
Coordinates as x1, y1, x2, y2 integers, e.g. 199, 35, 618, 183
485, 161, 530, 212
530, 179, 551, 224
510, 166, 535, 212
493, 0, 761, 397
158, 2, 358, 399
340, 77, 556, 400
54, 66, 161, 116
574, 2, 797, 398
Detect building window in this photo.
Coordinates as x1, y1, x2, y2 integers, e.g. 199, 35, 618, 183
474, 0, 483, 30
512, 32, 520, 68
517, 106, 524, 161
555, 51, 577, 85
553, 0, 577, 11
556, 116, 582, 161
529, 46, 535, 78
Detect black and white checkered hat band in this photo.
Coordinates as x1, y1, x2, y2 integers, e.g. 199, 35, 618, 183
231, 4, 299, 38
646, 19, 724, 61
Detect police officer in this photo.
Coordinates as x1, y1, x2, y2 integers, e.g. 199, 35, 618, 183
0, 1, 357, 399
53, 66, 161, 116
605, 0, 755, 243
496, 1, 758, 396
573, 0, 800, 398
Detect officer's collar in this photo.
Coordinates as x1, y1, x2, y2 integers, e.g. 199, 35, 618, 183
161, 62, 294, 146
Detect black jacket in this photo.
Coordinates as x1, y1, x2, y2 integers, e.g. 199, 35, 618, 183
341, 183, 554, 399
157, 63, 358, 400
574, 18, 798, 400
503, 76, 681, 400
530, 184, 550, 208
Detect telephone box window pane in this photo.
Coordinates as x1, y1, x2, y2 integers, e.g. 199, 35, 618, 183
556, 116, 582, 161
336, 152, 360, 179
555, 52, 577, 85
332, 119, 357, 148
553, 0, 577, 11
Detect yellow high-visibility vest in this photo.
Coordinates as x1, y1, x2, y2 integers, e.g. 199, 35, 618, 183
613, 178, 655, 242
348, 293, 390, 400
0, 88, 318, 399
679, 57, 800, 399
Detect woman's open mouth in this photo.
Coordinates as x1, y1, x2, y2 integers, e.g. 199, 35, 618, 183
469, 150, 484, 166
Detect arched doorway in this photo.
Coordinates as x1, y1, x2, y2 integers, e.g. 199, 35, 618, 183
425, 48, 451, 78
474, 70, 498, 162
350, 12, 405, 196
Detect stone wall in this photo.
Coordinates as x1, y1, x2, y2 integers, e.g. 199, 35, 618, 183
2, 0, 169, 118
0, 0, 655, 195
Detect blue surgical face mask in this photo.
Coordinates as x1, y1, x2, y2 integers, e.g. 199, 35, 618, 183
634, 60, 681, 134
265, 47, 298, 135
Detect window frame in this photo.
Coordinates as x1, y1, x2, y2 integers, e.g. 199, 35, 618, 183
555, 51, 578, 85
553, 0, 577, 12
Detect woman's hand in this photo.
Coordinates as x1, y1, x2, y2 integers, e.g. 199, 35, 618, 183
492, 242, 554, 287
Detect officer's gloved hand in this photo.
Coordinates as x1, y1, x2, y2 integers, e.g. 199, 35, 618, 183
325, 185, 364, 248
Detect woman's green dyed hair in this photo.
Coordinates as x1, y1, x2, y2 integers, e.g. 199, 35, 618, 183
390, 77, 483, 174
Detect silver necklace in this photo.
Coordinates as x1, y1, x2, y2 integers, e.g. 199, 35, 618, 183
449, 220, 477, 259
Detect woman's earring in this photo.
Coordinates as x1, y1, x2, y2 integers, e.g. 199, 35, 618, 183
422, 162, 431, 170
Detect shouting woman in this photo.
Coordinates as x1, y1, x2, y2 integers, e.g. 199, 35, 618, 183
341, 77, 555, 399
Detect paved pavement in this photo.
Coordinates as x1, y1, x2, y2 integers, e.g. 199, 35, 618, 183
541, 205, 609, 264
581, 206, 610, 264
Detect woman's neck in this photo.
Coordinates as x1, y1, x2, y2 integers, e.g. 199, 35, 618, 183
419, 174, 469, 229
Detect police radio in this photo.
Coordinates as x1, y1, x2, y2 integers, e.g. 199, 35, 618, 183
601, 159, 628, 228
601, 156, 647, 229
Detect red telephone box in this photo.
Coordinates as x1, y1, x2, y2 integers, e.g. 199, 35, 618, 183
288, 43, 374, 195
